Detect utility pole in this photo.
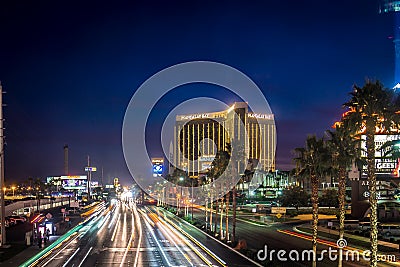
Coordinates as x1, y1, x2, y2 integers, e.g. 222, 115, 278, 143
0, 82, 6, 246
87, 156, 91, 200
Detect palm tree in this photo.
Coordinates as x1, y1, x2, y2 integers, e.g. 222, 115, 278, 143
325, 123, 359, 267
293, 135, 329, 267
342, 80, 399, 267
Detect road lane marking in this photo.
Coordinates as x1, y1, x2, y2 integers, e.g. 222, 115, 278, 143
77, 246, 93, 267
62, 247, 80, 267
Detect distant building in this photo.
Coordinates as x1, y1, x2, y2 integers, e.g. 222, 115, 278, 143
171, 102, 276, 178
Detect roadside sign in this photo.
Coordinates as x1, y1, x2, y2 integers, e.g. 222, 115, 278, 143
276, 213, 282, 219
85, 167, 97, 172
271, 207, 287, 214
70, 201, 79, 208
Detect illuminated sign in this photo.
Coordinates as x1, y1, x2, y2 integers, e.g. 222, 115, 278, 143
247, 113, 274, 120
62, 179, 87, 190
58, 175, 88, 190
177, 110, 227, 121
152, 164, 163, 177
85, 167, 97, 172
179, 113, 211, 120
361, 134, 400, 177
60, 175, 87, 179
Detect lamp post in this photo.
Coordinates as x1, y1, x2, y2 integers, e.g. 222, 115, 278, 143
179, 177, 184, 215
11, 186, 15, 199
191, 178, 194, 221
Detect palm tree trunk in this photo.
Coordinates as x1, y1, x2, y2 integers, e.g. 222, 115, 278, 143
232, 185, 237, 244
311, 174, 319, 267
210, 194, 213, 233
225, 192, 229, 241
214, 198, 218, 236
338, 167, 346, 267
220, 199, 224, 239
205, 198, 208, 232
366, 121, 378, 267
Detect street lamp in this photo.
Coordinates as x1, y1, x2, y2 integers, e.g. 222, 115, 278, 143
11, 186, 15, 198
179, 177, 184, 214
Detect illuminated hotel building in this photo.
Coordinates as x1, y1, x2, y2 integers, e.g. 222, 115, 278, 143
172, 102, 276, 177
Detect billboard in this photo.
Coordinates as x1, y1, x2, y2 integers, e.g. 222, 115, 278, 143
61, 175, 87, 190
361, 134, 400, 178
151, 158, 164, 177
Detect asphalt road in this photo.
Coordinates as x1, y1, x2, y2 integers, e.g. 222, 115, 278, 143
29, 200, 256, 267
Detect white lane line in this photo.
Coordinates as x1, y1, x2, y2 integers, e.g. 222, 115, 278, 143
62, 247, 80, 267
77, 246, 93, 267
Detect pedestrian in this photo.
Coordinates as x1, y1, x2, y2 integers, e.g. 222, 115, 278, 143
38, 232, 42, 248
46, 228, 50, 240
43, 232, 47, 245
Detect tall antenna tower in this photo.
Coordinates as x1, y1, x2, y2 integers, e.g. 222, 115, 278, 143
0, 82, 6, 246
64, 144, 68, 175
379, 0, 400, 88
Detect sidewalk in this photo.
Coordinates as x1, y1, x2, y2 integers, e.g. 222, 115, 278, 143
0, 235, 61, 266
0, 206, 84, 266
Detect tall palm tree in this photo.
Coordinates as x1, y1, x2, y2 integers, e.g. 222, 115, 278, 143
325, 123, 359, 267
342, 80, 398, 267
293, 135, 329, 267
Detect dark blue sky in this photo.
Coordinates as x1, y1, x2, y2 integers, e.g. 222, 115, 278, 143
0, 0, 395, 184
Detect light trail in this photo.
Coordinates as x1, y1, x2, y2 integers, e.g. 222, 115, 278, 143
40, 233, 81, 267
156, 216, 194, 266
133, 205, 142, 267
161, 210, 227, 267
158, 214, 214, 267
143, 212, 172, 266
119, 212, 135, 267
122, 212, 127, 242
111, 213, 121, 242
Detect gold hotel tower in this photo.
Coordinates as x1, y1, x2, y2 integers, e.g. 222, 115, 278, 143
172, 102, 276, 177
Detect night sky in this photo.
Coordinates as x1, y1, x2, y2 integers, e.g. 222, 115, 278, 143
0, 1, 395, 185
